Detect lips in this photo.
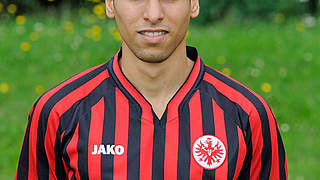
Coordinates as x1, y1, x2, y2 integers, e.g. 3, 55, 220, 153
137, 28, 169, 44
138, 29, 169, 37
139, 31, 167, 37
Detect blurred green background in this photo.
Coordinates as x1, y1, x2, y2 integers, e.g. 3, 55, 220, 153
0, 0, 320, 179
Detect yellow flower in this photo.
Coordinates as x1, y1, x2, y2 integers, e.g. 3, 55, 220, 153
108, 26, 122, 41
16, 15, 26, 25
221, 67, 232, 76
29, 32, 39, 41
93, 3, 106, 19
7, 4, 17, 14
48, 0, 55, 2
217, 56, 226, 65
92, 33, 102, 41
35, 85, 45, 95
85, 25, 102, 41
20, 42, 31, 52
64, 21, 74, 34
261, 82, 272, 93
92, 25, 102, 34
0, 3, 3, 13
186, 30, 190, 39
274, 13, 285, 24
0, 82, 9, 94
296, 22, 305, 32
85, 29, 93, 38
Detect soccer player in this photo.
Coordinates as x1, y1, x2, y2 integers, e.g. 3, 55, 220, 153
16, 0, 288, 179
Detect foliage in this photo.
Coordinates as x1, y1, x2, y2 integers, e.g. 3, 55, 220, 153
0, 0, 318, 24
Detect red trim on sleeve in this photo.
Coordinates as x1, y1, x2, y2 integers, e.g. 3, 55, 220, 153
189, 90, 203, 179
88, 97, 105, 180
66, 123, 81, 180
233, 127, 247, 180
203, 72, 263, 179
28, 64, 103, 180
113, 88, 129, 180
212, 99, 228, 179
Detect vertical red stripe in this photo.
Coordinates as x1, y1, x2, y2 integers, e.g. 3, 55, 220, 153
285, 155, 288, 178
164, 121, 179, 180
267, 110, 280, 179
233, 127, 247, 180
88, 97, 105, 180
139, 116, 154, 180
189, 91, 203, 179
27, 64, 103, 179
203, 73, 263, 179
212, 99, 228, 179
43, 70, 109, 180
66, 123, 81, 180
113, 88, 129, 180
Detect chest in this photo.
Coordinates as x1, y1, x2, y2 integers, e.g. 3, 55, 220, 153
61, 98, 247, 180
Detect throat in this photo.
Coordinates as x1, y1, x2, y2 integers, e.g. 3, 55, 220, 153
151, 100, 169, 120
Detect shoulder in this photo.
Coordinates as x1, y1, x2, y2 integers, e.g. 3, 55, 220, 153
31, 62, 111, 122
201, 65, 273, 129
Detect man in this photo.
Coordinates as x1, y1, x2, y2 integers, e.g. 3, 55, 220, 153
16, 0, 288, 179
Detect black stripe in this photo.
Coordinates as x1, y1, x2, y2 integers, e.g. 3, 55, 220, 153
17, 100, 38, 179
127, 102, 142, 180
199, 86, 215, 179
177, 104, 191, 179
101, 84, 116, 180
35, 63, 108, 179
54, 128, 67, 179
151, 111, 167, 180
276, 124, 286, 180
205, 66, 272, 178
59, 100, 82, 176
224, 113, 239, 179
78, 111, 91, 180
236, 104, 252, 180
213, 91, 240, 180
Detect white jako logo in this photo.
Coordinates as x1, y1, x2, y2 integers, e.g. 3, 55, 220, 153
92, 144, 124, 155
192, 135, 226, 169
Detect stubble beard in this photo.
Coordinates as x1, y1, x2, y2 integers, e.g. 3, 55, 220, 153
124, 33, 186, 64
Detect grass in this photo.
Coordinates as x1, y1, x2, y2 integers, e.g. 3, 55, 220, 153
0, 11, 319, 179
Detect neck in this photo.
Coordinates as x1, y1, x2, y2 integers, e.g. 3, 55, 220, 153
119, 41, 194, 118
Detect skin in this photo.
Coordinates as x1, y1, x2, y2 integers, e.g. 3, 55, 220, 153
105, 0, 200, 118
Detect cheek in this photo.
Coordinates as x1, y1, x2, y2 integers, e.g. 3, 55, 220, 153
114, 6, 141, 39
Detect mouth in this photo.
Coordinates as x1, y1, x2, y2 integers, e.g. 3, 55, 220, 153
138, 30, 169, 37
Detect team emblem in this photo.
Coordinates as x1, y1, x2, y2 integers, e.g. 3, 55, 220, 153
192, 135, 226, 169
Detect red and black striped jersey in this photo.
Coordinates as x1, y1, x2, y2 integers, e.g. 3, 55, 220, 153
16, 46, 288, 180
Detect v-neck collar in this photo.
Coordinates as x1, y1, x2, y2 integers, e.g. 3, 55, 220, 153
108, 46, 204, 124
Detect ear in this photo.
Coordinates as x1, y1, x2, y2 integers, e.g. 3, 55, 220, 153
105, 0, 115, 19
190, 0, 200, 19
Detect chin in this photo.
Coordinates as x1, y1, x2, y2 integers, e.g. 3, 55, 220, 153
133, 47, 173, 63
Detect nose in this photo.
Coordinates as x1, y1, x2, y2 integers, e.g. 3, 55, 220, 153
143, 0, 164, 24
